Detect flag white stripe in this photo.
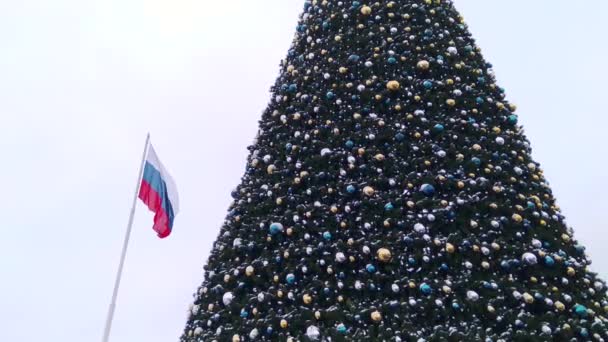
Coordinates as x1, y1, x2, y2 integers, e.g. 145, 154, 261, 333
145, 143, 180, 214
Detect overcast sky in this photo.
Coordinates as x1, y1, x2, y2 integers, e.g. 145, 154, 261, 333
1, 1, 607, 341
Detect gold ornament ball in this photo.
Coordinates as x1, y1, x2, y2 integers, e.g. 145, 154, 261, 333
446, 99, 456, 107
371, 310, 383, 322
361, 5, 372, 15
386, 80, 400, 91
446, 243, 455, 253
363, 186, 375, 196
377, 248, 392, 262
280, 319, 288, 328
512, 213, 523, 223
417, 60, 430, 70
303, 294, 312, 305
232, 335, 241, 342
246, 266, 255, 276
567, 267, 576, 276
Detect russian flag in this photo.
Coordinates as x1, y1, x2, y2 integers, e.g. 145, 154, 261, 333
138, 144, 179, 238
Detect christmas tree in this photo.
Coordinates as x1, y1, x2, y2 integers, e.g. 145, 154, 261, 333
181, 1, 608, 341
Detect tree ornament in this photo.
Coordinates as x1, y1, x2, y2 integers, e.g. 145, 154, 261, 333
363, 186, 375, 196
386, 80, 400, 91
377, 248, 392, 262
297, 326, 316, 341
371, 310, 382, 323
417, 60, 430, 70
222, 292, 234, 306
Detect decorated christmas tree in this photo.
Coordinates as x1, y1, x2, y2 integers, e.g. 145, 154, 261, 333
181, 1, 608, 341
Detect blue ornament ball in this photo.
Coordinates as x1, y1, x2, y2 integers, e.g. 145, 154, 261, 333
420, 183, 436, 196
420, 283, 432, 295
269, 222, 284, 235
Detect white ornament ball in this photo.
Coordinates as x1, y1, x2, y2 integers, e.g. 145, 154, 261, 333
467, 290, 480, 302
222, 292, 234, 306
414, 223, 426, 233
249, 328, 259, 339
522, 252, 538, 265
447, 46, 458, 55
306, 326, 321, 340
335, 252, 346, 263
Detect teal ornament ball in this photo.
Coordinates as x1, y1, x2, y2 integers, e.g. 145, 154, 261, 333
420, 283, 432, 295
574, 304, 588, 317
269, 222, 284, 235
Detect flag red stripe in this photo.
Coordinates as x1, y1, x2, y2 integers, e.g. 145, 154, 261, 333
139, 179, 172, 238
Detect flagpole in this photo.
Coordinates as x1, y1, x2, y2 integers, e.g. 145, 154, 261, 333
102, 133, 150, 342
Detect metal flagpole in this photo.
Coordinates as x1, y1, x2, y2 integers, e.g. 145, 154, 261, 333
102, 133, 150, 342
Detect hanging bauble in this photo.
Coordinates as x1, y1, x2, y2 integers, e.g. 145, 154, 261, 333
306, 325, 321, 340
446, 243, 455, 253
387, 80, 401, 91
269, 222, 284, 235
371, 310, 382, 322
420, 283, 432, 295
420, 183, 435, 196
417, 60, 430, 70
466, 290, 479, 302
360, 5, 372, 15
522, 252, 538, 265
223, 292, 234, 306
377, 248, 392, 262
249, 329, 259, 339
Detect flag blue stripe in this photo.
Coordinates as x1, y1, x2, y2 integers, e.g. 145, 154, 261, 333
142, 161, 175, 229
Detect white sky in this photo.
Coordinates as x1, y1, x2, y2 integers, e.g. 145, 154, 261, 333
0, 1, 607, 341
